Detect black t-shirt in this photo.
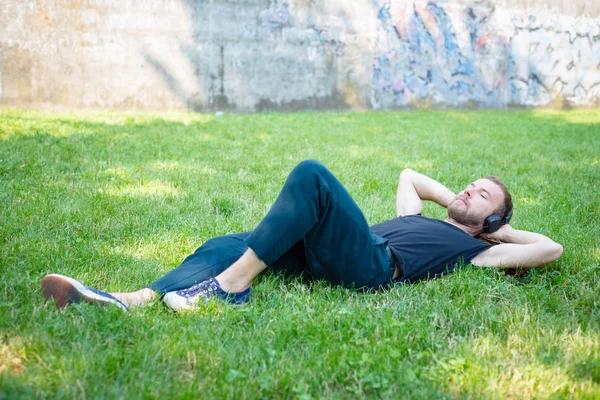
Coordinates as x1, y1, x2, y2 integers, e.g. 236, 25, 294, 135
370, 215, 492, 283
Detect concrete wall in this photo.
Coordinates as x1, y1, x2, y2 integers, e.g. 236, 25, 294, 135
1, 0, 599, 111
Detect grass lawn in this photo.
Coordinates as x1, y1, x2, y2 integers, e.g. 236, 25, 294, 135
0, 108, 599, 399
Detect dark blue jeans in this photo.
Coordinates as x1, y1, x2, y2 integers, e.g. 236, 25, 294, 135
148, 160, 394, 294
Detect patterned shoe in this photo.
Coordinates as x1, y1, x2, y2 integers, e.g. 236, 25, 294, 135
41, 274, 128, 312
162, 277, 250, 312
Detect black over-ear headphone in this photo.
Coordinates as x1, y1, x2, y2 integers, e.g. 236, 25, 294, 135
482, 209, 513, 233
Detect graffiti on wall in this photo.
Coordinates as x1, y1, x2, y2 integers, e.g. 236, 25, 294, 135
373, 0, 600, 108
510, 13, 600, 106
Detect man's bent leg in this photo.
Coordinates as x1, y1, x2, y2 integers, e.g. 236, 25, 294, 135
217, 160, 392, 292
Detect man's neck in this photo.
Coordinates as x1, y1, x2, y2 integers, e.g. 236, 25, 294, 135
444, 217, 481, 237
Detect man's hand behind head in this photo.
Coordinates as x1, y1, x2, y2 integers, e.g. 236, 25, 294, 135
477, 225, 532, 277
479, 223, 515, 242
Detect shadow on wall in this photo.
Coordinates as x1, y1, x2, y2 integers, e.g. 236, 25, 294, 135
144, 0, 377, 112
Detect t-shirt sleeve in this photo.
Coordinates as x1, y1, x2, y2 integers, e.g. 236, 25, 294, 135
464, 240, 493, 264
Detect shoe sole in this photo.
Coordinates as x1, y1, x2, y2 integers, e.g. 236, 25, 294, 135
41, 274, 128, 311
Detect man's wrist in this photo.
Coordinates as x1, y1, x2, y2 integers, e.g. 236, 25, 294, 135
440, 191, 455, 208
486, 225, 514, 242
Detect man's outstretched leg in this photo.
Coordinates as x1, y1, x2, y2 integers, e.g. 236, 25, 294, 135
166, 160, 393, 307
41, 233, 257, 311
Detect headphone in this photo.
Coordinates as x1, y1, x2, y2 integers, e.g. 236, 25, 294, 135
482, 209, 513, 233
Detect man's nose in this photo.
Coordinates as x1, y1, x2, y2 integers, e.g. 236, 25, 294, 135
465, 188, 472, 197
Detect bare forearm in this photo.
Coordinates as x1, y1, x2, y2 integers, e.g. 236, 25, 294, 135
475, 226, 564, 269
496, 227, 556, 246
399, 169, 455, 208
497, 228, 564, 263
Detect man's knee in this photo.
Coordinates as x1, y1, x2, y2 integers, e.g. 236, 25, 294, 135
283, 160, 333, 191
291, 159, 327, 178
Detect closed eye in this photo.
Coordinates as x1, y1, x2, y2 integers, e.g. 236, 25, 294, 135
469, 182, 491, 200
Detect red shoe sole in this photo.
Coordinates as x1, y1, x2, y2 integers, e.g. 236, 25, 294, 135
42, 275, 86, 309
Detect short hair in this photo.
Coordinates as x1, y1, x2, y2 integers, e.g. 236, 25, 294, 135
482, 176, 513, 219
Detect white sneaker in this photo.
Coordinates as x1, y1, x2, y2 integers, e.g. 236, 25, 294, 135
162, 290, 191, 312
163, 278, 251, 312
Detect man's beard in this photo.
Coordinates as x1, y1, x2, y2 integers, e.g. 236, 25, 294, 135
447, 200, 482, 227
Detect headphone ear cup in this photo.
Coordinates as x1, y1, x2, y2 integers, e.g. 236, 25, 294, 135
483, 214, 502, 233
503, 209, 513, 225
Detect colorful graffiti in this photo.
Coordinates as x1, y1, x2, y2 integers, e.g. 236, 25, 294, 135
373, 1, 600, 108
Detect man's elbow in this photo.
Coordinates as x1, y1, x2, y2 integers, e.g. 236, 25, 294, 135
399, 168, 419, 186
552, 242, 564, 261
400, 168, 414, 179
546, 241, 563, 264
529, 241, 563, 269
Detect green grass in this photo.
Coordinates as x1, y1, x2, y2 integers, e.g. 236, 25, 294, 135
1, 108, 599, 399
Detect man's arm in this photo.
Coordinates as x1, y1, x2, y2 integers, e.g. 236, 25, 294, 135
471, 225, 563, 269
396, 168, 456, 216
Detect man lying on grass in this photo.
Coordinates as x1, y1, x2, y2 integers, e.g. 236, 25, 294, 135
42, 160, 563, 312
